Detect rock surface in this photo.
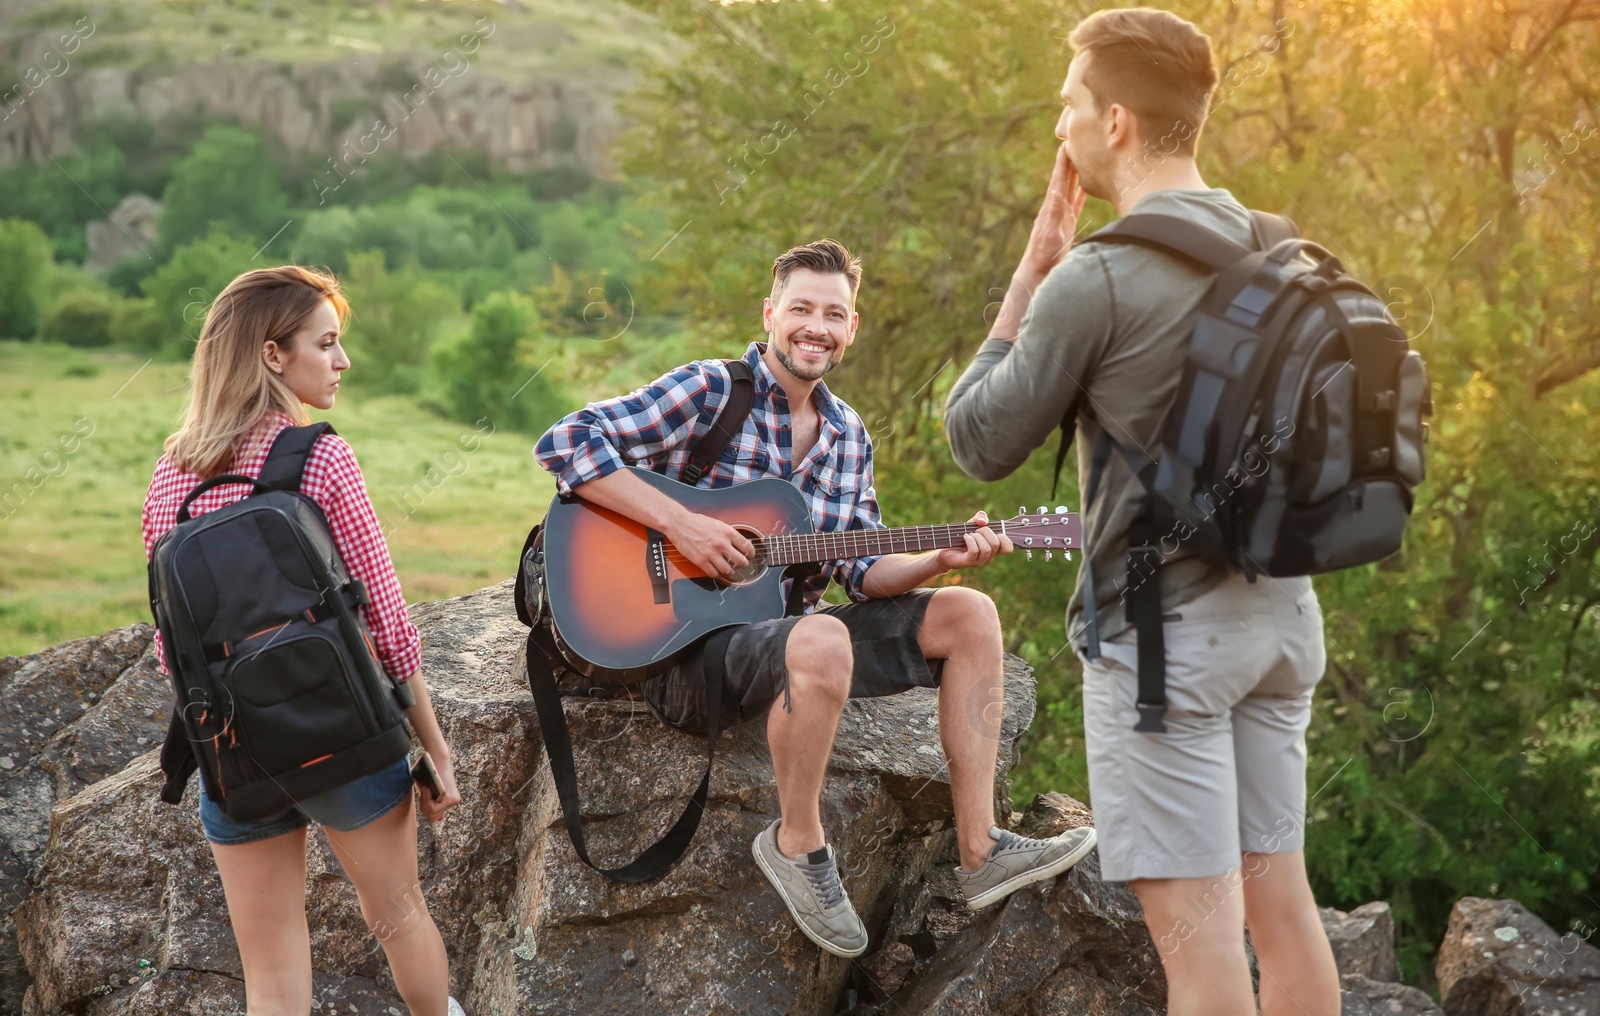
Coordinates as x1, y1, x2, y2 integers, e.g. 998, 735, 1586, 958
1340, 973, 1444, 1016
0, 4, 671, 178
1322, 900, 1403, 983
83, 194, 161, 274
5, 581, 1049, 1015
841, 791, 1165, 1016
0, 624, 168, 1015
9, 582, 1597, 1015
1435, 896, 1600, 1016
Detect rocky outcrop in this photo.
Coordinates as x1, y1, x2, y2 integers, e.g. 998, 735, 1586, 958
1435, 896, 1600, 1015
7, 581, 1049, 1015
83, 194, 161, 274
1322, 901, 1403, 983
0, 624, 169, 1015
8, 581, 1598, 1015
0, 4, 673, 177
841, 792, 1166, 1016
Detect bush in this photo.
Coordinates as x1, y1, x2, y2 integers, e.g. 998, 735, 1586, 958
0, 219, 53, 339
340, 248, 461, 395
38, 290, 116, 347
435, 291, 572, 435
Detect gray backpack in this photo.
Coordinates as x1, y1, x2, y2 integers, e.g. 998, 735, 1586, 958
1065, 211, 1432, 733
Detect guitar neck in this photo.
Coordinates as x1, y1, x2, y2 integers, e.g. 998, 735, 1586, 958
761, 522, 991, 566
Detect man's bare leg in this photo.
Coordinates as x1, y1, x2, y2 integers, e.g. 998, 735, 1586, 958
767, 613, 852, 857
919, 586, 1005, 872
1133, 873, 1256, 1016
1242, 850, 1341, 1016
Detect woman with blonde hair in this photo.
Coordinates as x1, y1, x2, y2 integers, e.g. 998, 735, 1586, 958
141, 265, 466, 1016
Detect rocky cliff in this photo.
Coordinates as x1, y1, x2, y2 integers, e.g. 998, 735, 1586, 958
3, 581, 1594, 1014
0, 1, 674, 177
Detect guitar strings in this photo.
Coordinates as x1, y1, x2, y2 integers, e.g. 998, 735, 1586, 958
653, 522, 997, 569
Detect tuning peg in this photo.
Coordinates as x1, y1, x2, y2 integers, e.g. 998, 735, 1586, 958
1055, 505, 1069, 514
1064, 551, 1072, 561
1018, 506, 1026, 517
1045, 550, 1053, 561
1025, 549, 1033, 561
1037, 505, 1047, 515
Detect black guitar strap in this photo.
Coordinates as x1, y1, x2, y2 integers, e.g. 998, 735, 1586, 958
515, 357, 764, 882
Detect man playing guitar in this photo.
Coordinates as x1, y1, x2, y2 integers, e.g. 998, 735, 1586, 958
535, 239, 1097, 957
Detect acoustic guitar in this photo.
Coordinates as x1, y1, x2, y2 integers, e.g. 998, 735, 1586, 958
539, 467, 1083, 680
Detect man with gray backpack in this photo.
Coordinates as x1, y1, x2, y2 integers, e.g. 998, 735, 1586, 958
945, 8, 1428, 1016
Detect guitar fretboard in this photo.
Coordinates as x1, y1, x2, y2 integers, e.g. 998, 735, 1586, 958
757, 522, 993, 566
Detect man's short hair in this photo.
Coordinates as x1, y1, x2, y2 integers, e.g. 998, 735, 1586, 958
1068, 8, 1218, 157
770, 238, 863, 303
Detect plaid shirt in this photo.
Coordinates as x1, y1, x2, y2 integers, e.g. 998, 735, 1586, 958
535, 341, 883, 607
142, 412, 423, 680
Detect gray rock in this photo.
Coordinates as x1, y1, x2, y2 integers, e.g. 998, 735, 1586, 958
0, 624, 165, 1015
84, 194, 161, 274
9, 581, 1042, 1015
1436, 896, 1600, 1015
854, 791, 1165, 1016
1340, 973, 1443, 1016
1322, 901, 1402, 983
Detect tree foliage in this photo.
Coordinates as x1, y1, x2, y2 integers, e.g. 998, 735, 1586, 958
619, 0, 1600, 982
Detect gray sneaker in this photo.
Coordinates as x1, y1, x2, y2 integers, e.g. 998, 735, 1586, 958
954, 824, 1098, 909
751, 819, 868, 957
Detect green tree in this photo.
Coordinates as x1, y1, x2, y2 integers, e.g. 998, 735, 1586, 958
435, 291, 570, 435
340, 248, 462, 394
618, 0, 1600, 983
139, 231, 261, 359
0, 218, 54, 339
158, 124, 292, 254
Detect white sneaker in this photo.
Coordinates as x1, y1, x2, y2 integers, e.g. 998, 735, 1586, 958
447, 998, 466, 1016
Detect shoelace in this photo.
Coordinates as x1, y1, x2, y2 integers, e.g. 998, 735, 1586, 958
993, 828, 1064, 854
797, 854, 846, 909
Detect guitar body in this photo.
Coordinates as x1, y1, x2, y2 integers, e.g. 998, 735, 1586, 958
543, 468, 816, 683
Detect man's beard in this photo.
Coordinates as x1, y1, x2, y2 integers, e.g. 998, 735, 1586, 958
776, 336, 839, 380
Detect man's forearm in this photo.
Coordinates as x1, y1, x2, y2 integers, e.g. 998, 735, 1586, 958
565, 467, 688, 534
988, 268, 1048, 342
859, 551, 949, 599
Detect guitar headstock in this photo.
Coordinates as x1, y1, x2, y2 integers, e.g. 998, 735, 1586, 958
1001, 505, 1083, 562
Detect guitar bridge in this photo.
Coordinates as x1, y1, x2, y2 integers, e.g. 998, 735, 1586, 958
645, 528, 671, 604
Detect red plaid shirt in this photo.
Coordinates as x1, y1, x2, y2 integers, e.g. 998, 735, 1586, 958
141, 412, 422, 680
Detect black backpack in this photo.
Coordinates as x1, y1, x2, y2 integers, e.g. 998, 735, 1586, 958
1066, 212, 1432, 734
150, 423, 416, 821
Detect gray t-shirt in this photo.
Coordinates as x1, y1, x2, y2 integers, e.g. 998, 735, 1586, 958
945, 187, 1259, 653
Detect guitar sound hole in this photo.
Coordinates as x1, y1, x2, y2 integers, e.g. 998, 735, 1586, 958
720, 524, 768, 588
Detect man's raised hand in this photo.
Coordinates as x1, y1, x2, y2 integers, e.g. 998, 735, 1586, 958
1017, 144, 1089, 283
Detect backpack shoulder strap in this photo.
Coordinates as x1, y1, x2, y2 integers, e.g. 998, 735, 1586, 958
1249, 210, 1299, 250
1078, 213, 1251, 273
258, 422, 336, 492
681, 359, 755, 485
523, 617, 734, 882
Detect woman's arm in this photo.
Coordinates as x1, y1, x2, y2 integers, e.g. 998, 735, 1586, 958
400, 671, 462, 822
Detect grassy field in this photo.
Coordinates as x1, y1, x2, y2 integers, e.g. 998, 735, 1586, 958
0, 341, 554, 658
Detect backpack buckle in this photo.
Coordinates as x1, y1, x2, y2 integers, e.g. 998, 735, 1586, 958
1133, 702, 1169, 734
681, 462, 705, 485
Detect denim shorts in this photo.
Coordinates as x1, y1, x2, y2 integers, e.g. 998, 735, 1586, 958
198, 758, 414, 846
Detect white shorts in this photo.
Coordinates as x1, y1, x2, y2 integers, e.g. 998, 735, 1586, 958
1077, 570, 1326, 882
